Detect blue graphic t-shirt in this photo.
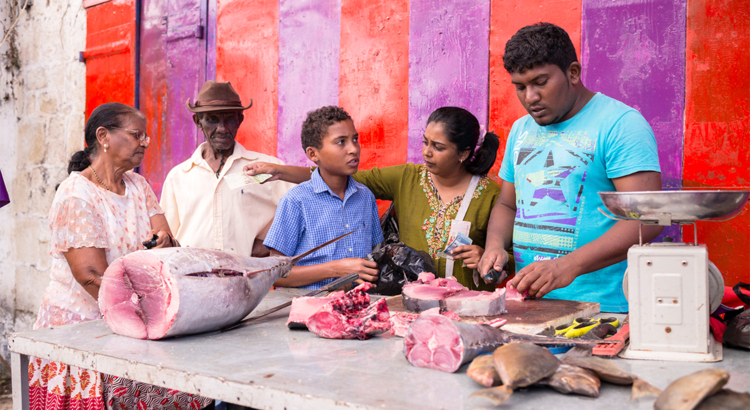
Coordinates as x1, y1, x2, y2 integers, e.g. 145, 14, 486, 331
499, 93, 661, 312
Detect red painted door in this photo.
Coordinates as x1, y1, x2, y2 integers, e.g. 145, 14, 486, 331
84, 0, 137, 118
140, 0, 211, 196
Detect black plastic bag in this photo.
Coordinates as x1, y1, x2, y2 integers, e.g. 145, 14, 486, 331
380, 202, 400, 245
366, 242, 436, 296
724, 282, 750, 349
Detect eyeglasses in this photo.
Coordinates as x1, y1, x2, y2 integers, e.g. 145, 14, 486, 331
112, 127, 150, 145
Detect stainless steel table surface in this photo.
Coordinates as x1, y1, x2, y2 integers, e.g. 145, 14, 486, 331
9, 289, 750, 409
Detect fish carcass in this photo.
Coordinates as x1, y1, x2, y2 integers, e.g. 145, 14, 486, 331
537, 364, 601, 397
467, 355, 501, 387
401, 273, 506, 316
403, 314, 589, 373
390, 309, 506, 338
99, 232, 354, 340
305, 283, 391, 340
563, 356, 662, 400
695, 389, 750, 410
654, 368, 729, 410
470, 343, 560, 405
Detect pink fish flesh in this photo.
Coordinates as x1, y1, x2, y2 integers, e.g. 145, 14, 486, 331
404, 315, 581, 373
99, 248, 295, 339
99, 231, 357, 339
401, 273, 506, 316
306, 283, 392, 340
506, 282, 530, 301
287, 291, 346, 329
389, 308, 461, 337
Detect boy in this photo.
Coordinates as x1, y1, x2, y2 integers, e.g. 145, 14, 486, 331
263, 106, 384, 289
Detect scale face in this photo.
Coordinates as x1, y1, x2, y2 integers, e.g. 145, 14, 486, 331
598, 190, 750, 363
624, 244, 722, 361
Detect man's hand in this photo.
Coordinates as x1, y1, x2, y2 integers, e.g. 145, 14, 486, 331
509, 258, 577, 298
335, 258, 379, 284
244, 162, 282, 183
450, 245, 484, 269
478, 248, 509, 278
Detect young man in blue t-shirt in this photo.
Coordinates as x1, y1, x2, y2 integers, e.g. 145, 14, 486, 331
263, 106, 384, 290
478, 23, 663, 312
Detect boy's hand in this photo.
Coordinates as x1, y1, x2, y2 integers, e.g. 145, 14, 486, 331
450, 245, 484, 269
244, 162, 281, 183
336, 258, 379, 284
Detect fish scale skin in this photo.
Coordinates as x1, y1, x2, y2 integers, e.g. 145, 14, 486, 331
100, 249, 297, 339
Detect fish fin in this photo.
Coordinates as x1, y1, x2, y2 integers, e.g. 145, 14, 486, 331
291, 229, 360, 264
630, 378, 662, 401
470, 385, 513, 405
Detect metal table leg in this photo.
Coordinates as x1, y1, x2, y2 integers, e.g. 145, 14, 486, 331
11, 353, 29, 410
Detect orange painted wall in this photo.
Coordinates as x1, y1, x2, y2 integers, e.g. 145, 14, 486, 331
487, 0, 582, 180
84, 0, 136, 118
216, 0, 279, 156
683, 0, 750, 285
339, 0, 409, 169
339, 0, 409, 214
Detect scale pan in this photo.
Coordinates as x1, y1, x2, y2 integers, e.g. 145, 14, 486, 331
599, 190, 750, 223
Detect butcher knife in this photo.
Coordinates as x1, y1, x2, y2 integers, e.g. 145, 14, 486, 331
222, 273, 360, 331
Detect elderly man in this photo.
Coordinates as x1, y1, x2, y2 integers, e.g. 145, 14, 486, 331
160, 81, 293, 257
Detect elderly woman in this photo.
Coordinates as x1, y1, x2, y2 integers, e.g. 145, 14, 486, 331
28, 103, 213, 410
245, 107, 506, 291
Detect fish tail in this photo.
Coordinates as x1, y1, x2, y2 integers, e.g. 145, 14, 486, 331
630, 378, 662, 401
470, 385, 513, 405
291, 229, 360, 264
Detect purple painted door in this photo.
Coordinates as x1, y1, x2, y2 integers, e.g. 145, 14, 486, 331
140, 0, 215, 197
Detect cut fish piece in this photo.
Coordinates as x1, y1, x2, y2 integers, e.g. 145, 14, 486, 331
402, 274, 506, 316
306, 283, 391, 340
287, 291, 345, 329
505, 283, 529, 301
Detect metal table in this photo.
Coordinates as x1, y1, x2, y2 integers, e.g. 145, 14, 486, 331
9, 289, 750, 409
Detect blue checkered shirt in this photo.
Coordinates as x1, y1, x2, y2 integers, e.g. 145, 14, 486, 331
264, 169, 384, 290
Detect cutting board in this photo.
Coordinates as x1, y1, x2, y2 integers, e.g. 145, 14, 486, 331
384, 296, 599, 336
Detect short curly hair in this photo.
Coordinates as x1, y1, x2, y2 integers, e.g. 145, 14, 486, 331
503, 23, 578, 75
301, 106, 352, 150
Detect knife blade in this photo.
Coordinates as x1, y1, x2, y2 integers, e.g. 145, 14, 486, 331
222, 273, 360, 331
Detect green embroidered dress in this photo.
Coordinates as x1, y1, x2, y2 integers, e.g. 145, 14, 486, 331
353, 164, 501, 291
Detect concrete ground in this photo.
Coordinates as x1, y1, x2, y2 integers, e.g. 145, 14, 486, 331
0, 397, 10, 410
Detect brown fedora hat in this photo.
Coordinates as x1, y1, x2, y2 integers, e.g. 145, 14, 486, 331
186, 81, 253, 113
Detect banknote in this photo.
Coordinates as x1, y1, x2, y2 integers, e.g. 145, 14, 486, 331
225, 172, 273, 189
437, 232, 473, 260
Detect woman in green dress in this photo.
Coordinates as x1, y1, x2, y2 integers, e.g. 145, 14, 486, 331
246, 106, 503, 290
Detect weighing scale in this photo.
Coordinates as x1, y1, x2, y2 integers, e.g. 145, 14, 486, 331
598, 190, 750, 362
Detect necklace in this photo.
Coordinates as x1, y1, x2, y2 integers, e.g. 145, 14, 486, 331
215, 156, 225, 178
89, 165, 123, 191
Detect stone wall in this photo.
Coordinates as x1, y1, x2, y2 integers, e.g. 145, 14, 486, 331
0, 0, 87, 378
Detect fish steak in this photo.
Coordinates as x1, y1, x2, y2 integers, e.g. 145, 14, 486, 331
401, 273, 506, 316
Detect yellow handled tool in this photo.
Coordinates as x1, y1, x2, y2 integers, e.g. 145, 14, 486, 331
560, 317, 620, 338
